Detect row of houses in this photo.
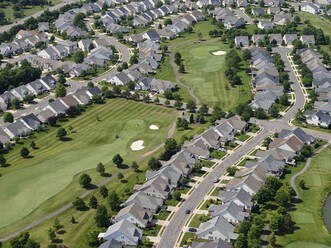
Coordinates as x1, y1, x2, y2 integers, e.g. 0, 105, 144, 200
0, 85, 102, 144
195, 128, 314, 243
97, 116, 248, 247
211, 8, 246, 29
0, 31, 48, 57
0, 75, 58, 112
297, 48, 331, 128
249, 47, 284, 113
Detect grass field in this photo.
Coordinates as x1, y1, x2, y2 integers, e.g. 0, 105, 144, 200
158, 19, 252, 109
277, 145, 331, 247
0, 98, 177, 235
297, 12, 331, 38
0, 0, 60, 25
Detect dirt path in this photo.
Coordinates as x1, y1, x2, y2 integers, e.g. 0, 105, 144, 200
290, 142, 329, 198
169, 50, 200, 105
0, 114, 179, 242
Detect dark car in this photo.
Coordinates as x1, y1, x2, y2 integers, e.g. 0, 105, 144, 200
188, 228, 197, 232
185, 209, 190, 214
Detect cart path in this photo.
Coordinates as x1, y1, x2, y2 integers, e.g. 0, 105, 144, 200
0, 115, 178, 242
169, 50, 200, 105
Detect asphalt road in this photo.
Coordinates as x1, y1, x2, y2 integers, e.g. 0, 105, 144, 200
157, 46, 331, 248
0, 0, 80, 33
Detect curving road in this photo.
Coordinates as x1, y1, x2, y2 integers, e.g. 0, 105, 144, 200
157, 46, 331, 248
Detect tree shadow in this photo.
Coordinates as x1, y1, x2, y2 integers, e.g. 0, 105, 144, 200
88, 184, 98, 190
102, 172, 112, 177
53, 238, 63, 244
60, 137, 73, 142
57, 230, 66, 235
120, 179, 128, 183
118, 164, 129, 169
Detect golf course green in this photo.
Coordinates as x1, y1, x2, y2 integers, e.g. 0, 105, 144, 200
0, 98, 177, 230
172, 41, 252, 109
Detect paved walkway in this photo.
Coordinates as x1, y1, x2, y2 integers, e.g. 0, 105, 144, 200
169, 50, 200, 105
290, 142, 329, 197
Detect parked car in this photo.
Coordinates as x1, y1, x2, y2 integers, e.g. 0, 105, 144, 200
212, 177, 219, 183
188, 228, 197, 232
185, 209, 190, 214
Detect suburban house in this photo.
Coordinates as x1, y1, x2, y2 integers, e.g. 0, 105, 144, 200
218, 189, 253, 210
133, 176, 173, 200
283, 34, 298, 45
115, 203, 152, 228
301, 2, 321, 14
208, 201, 249, 224
234, 36, 249, 47
252, 8, 266, 16
257, 20, 275, 29
197, 216, 238, 242
98, 219, 143, 246
244, 155, 285, 175
300, 35, 316, 46
305, 110, 331, 128
226, 175, 263, 196
191, 239, 232, 248
122, 191, 163, 213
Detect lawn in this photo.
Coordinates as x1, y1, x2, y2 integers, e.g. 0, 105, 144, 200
180, 232, 195, 247
200, 199, 219, 210
297, 12, 331, 37
236, 134, 251, 142
154, 209, 171, 220
143, 224, 162, 237
189, 214, 210, 228
277, 145, 331, 247
0, 98, 177, 235
210, 149, 227, 159
199, 160, 215, 168
0, 0, 60, 25
211, 187, 220, 196
162, 19, 252, 110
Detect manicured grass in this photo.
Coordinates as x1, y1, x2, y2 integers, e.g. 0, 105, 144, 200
165, 197, 180, 206
211, 187, 220, 196
236, 134, 251, 142
200, 199, 219, 210
210, 149, 227, 159
143, 224, 162, 237
163, 20, 252, 110
154, 54, 176, 82
297, 12, 331, 37
154, 209, 171, 220
248, 124, 260, 133
221, 179, 230, 184
180, 232, 195, 247
189, 214, 210, 228
277, 145, 331, 247
199, 160, 215, 168
177, 185, 192, 194
0, 98, 177, 235
0, 0, 60, 25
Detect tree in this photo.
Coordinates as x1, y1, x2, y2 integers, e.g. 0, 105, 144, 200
179, 63, 185, 73
270, 232, 276, 247
58, 74, 66, 85
154, 96, 160, 104
96, 162, 105, 175
294, 15, 301, 24
118, 172, 124, 180
270, 213, 284, 233
270, 104, 279, 118
0, 155, 6, 167
56, 127, 67, 140
186, 100, 196, 113
73, 49, 85, 63
127, 81, 136, 91
243, 49, 251, 60
148, 157, 161, 170
235, 233, 247, 248
87, 229, 100, 247
275, 188, 291, 207
55, 84, 66, 98
165, 99, 170, 107
108, 190, 121, 211
79, 173, 91, 189
255, 108, 267, 119
131, 161, 139, 172
53, 218, 62, 233
71, 216, 76, 223
199, 104, 209, 116
94, 205, 109, 227
226, 166, 238, 176
72, 197, 85, 210
299, 179, 305, 189
3, 112, 14, 123
87, 82, 94, 88
279, 94, 290, 106
11, 98, 21, 109
20, 147, 30, 158
99, 185, 108, 198
173, 191, 181, 201
89, 195, 98, 209
112, 154, 123, 167
48, 228, 56, 242
164, 18, 172, 25
174, 99, 183, 109
163, 138, 178, 160
30, 141, 36, 150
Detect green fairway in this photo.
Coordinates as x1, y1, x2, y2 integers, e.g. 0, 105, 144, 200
0, 98, 177, 230
176, 42, 251, 109
277, 145, 331, 247
297, 12, 331, 37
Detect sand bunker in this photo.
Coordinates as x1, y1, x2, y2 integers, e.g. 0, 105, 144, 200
212, 51, 226, 56
131, 140, 145, 151
149, 125, 159, 130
